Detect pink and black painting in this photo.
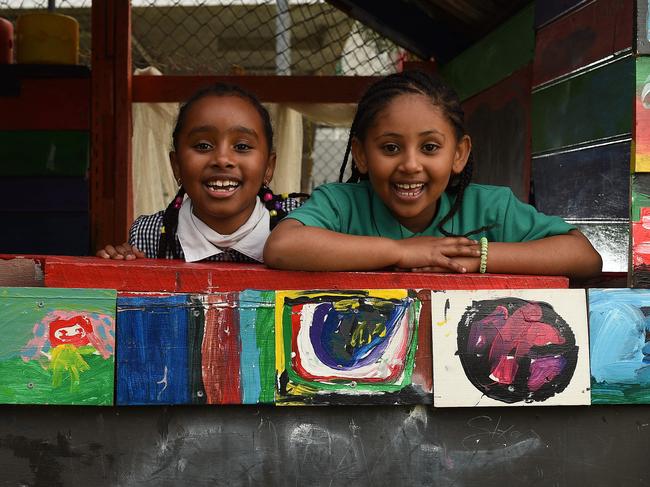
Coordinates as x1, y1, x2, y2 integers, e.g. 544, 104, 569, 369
432, 289, 590, 407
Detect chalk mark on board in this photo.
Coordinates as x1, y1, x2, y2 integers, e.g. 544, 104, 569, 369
156, 366, 168, 401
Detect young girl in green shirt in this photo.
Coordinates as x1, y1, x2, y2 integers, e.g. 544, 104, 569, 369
264, 71, 602, 279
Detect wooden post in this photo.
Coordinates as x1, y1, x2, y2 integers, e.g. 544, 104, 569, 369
91, 0, 132, 251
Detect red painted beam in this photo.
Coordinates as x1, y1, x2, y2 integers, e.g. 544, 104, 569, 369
132, 75, 380, 103
533, 0, 633, 87
43, 256, 569, 293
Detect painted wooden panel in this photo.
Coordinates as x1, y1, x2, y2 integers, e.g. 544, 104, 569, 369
117, 294, 193, 405
0, 77, 90, 131
632, 173, 650, 222
632, 173, 650, 287
634, 56, 650, 172
432, 289, 591, 407
463, 66, 532, 201
531, 140, 630, 219
0, 131, 89, 176
441, 4, 534, 101
44, 257, 570, 293
533, 0, 632, 87
573, 221, 628, 273
534, 0, 590, 29
589, 288, 650, 403
632, 207, 650, 288
0, 177, 88, 212
0, 287, 116, 405
637, 0, 650, 54
531, 56, 633, 154
116, 291, 275, 405
274, 289, 430, 405
0, 212, 89, 256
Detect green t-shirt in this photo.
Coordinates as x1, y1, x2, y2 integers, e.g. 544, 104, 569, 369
288, 181, 574, 241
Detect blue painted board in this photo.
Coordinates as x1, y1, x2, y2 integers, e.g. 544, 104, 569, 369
117, 294, 194, 405
0, 211, 89, 255
590, 289, 650, 404
0, 177, 88, 212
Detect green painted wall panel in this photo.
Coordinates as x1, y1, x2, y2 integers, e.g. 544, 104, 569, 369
441, 3, 535, 101
532, 56, 633, 154
0, 131, 89, 176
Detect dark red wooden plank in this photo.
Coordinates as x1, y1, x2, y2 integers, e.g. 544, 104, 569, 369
115, 0, 134, 238
0, 78, 90, 130
132, 75, 380, 103
43, 256, 569, 293
533, 0, 633, 87
91, 0, 133, 251
462, 65, 532, 202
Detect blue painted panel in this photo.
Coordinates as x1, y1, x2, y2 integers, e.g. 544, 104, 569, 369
0, 211, 89, 255
0, 177, 88, 212
117, 294, 192, 405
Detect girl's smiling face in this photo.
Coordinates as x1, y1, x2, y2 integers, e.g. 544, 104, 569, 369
352, 93, 471, 233
170, 95, 275, 235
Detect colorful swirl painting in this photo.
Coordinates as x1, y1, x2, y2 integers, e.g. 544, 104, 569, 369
0, 287, 116, 405
275, 289, 427, 405
432, 289, 590, 407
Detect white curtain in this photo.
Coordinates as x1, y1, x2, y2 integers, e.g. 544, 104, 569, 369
268, 103, 355, 194
132, 67, 178, 218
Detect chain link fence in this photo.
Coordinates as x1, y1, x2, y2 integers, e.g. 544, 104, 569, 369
131, 0, 403, 76
2, 0, 413, 189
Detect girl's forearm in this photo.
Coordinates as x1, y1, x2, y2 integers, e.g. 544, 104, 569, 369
461, 231, 602, 279
264, 220, 401, 271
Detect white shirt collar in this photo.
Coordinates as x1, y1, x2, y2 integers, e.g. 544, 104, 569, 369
176, 197, 270, 263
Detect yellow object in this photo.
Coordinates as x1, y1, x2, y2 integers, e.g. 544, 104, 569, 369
16, 13, 79, 64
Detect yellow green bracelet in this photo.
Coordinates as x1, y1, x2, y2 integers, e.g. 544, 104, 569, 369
479, 237, 488, 274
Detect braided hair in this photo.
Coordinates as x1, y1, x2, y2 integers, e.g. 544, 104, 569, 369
158, 83, 307, 259
340, 70, 488, 238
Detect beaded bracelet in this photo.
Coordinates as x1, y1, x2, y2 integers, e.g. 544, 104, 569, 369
479, 237, 488, 274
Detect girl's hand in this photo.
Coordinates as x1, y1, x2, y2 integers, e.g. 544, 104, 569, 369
96, 243, 146, 260
395, 236, 481, 273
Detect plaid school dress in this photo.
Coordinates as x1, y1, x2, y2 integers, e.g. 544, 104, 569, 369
129, 196, 305, 262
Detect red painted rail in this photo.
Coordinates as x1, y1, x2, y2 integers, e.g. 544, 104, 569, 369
35, 255, 569, 293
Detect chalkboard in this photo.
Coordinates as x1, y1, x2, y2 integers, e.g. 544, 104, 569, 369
0, 404, 648, 486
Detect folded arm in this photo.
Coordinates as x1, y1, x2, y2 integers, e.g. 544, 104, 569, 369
263, 219, 480, 272
451, 230, 602, 280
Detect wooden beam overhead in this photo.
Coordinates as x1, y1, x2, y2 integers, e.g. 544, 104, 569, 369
133, 75, 380, 103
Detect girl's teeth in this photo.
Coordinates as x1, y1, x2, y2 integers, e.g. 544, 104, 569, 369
206, 180, 240, 191
395, 183, 423, 189
394, 183, 424, 197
